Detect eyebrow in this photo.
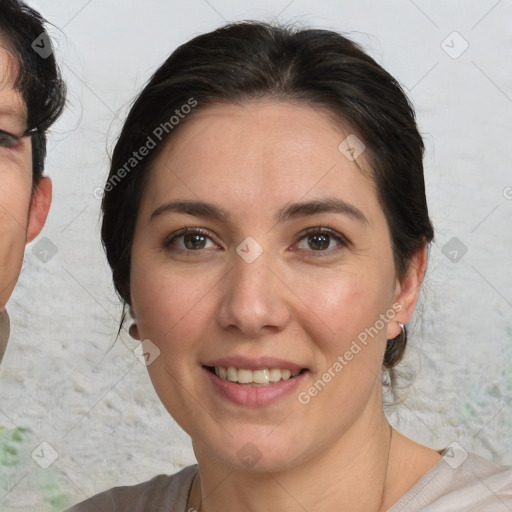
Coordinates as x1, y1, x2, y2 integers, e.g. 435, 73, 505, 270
150, 197, 368, 225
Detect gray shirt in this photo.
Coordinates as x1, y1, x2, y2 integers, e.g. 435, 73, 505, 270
67, 446, 512, 511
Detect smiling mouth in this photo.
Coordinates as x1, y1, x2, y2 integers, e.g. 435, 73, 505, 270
205, 366, 306, 386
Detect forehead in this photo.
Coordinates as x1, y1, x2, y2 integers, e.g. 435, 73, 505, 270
0, 43, 27, 128
145, 100, 375, 211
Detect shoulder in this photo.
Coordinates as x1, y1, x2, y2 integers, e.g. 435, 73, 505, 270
65, 464, 198, 512
388, 445, 512, 512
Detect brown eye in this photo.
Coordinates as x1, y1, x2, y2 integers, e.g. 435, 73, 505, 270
296, 227, 348, 253
183, 233, 208, 250
306, 233, 331, 251
165, 228, 218, 252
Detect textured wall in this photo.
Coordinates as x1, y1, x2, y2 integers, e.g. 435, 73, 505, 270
0, 0, 511, 510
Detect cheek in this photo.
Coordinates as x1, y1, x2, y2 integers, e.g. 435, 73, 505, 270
129, 256, 223, 433
293, 270, 393, 416
130, 257, 219, 348
290, 263, 394, 347
0, 172, 32, 222
0, 179, 32, 307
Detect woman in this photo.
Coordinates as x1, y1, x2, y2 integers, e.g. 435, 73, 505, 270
69, 22, 511, 511
0, 0, 65, 364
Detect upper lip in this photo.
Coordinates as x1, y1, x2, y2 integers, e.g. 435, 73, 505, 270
203, 356, 307, 371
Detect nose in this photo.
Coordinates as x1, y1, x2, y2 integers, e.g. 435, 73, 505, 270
217, 250, 291, 337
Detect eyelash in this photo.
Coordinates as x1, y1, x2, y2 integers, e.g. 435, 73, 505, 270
164, 226, 350, 256
0, 130, 21, 149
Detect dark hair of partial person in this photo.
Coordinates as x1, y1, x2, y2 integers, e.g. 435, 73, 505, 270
101, 20, 434, 381
0, 0, 66, 184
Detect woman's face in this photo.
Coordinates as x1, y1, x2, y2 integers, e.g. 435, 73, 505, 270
0, 45, 51, 310
130, 101, 419, 471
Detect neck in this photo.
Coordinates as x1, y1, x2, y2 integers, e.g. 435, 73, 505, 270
189, 397, 397, 512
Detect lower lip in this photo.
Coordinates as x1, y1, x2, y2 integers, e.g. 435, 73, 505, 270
203, 367, 307, 407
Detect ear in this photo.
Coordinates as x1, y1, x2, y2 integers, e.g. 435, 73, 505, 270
26, 177, 52, 243
128, 305, 141, 340
386, 244, 428, 339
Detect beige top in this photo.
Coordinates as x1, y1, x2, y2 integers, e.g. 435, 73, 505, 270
67, 446, 512, 511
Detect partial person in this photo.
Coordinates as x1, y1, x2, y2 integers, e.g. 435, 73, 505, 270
0, 0, 66, 364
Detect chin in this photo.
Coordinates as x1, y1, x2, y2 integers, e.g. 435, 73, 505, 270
193, 424, 310, 474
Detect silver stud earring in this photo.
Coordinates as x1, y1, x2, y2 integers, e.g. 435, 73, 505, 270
397, 321, 405, 341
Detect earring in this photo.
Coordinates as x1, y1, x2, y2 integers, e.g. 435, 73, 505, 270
0, 309, 10, 365
397, 321, 405, 341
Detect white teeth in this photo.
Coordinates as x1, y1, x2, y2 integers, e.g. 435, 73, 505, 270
237, 368, 253, 384
213, 366, 301, 385
269, 368, 282, 382
227, 367, 237, 382
253, 369, 269, 384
